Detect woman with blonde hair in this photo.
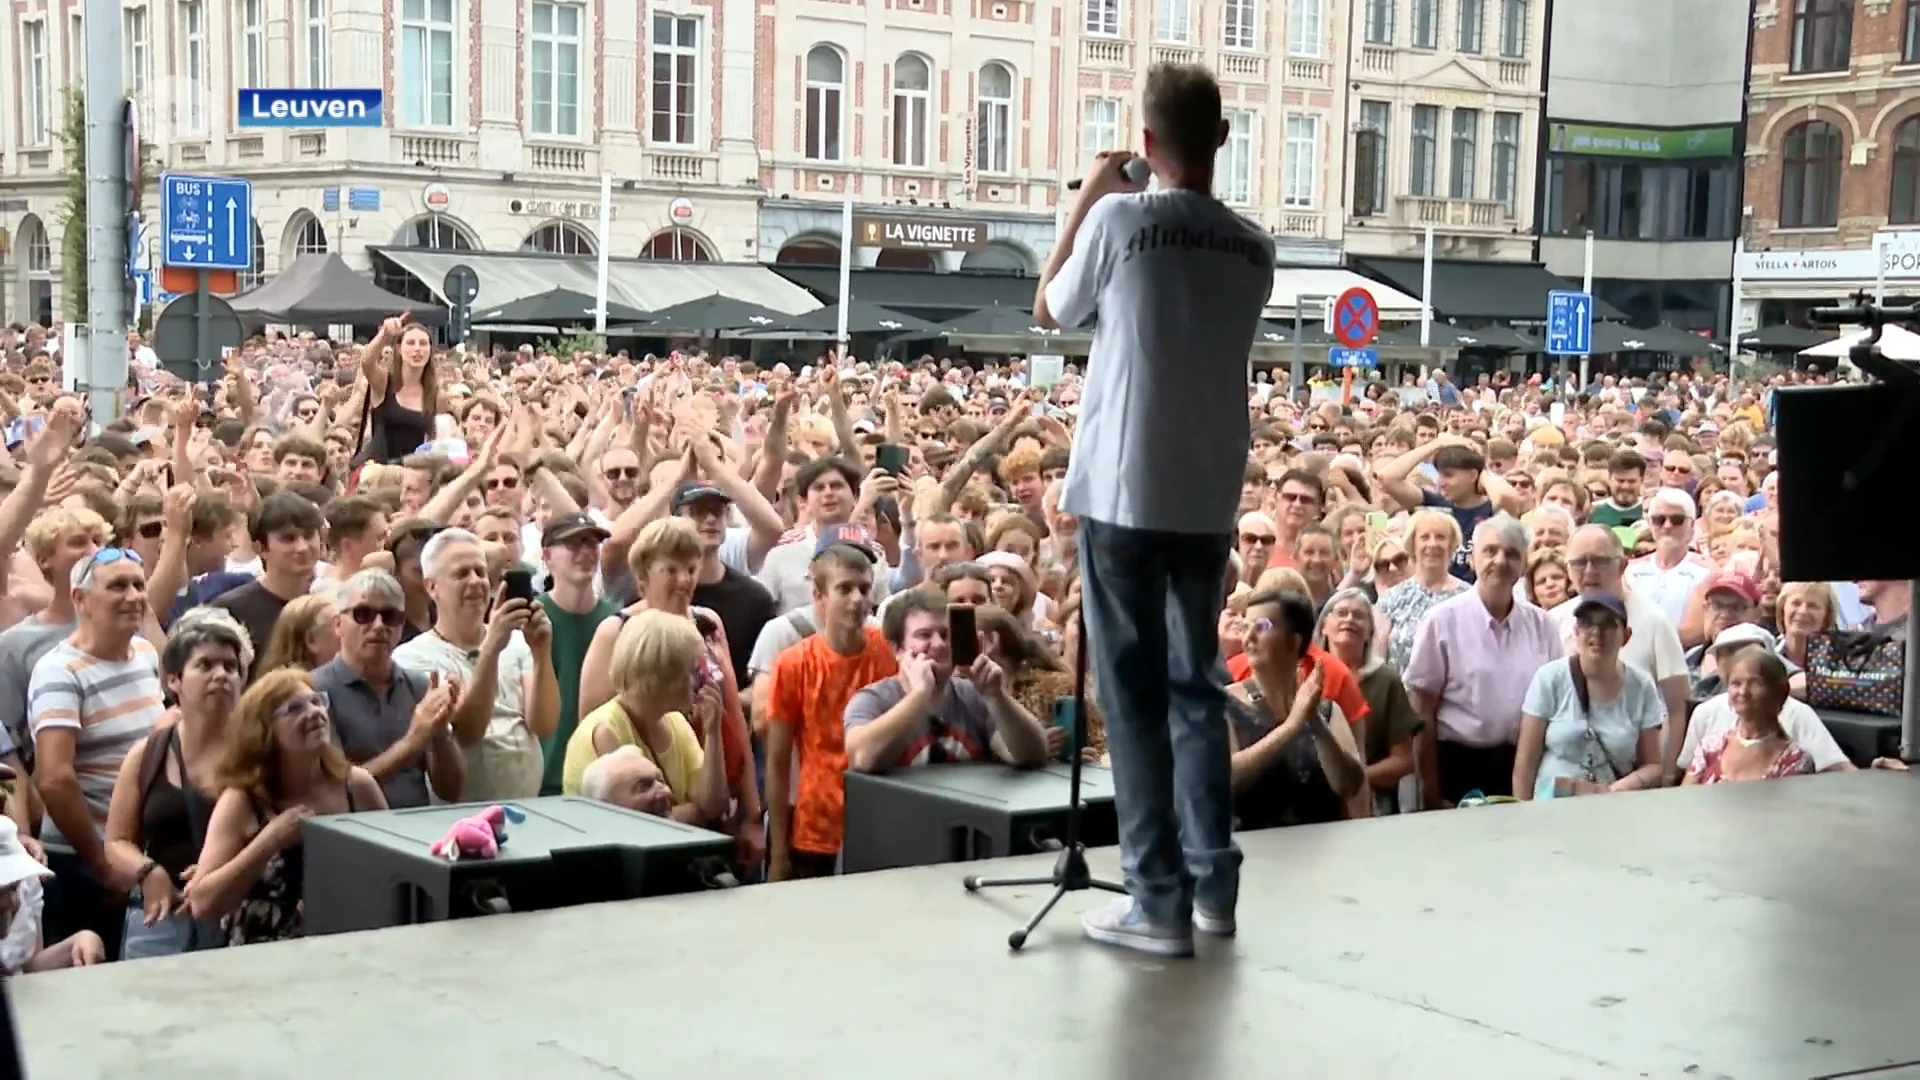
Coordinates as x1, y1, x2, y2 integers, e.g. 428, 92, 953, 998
256, 592, 340, 674
185, 670, 386, 945
1775, 581, 1840, 696
1527, 549, 1573, 610
1536, 471, 1589, 522
560, 610, 729, 826
1375, 509, 1468, 670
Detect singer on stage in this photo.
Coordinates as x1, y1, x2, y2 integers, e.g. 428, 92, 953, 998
1033, 63, 1277, 958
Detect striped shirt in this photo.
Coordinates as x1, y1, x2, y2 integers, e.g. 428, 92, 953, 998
28, 638, 165, 846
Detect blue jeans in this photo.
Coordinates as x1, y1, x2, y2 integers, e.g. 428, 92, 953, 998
121, 891, 222, 961
1077, 518, 1242, 927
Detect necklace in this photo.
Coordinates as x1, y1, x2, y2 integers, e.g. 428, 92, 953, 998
1732, 725, 1779, 749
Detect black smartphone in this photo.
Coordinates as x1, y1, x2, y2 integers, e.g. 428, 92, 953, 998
875, 443, 909, 476
502, 568, 537, 603
949, 604, 979, 667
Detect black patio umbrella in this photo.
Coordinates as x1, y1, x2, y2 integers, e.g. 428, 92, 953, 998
641, 294, 793, 335
1588, 321, 1715, 357
1737, 323, 1836, 351
470, 287, 649, 326
762, 300, 932, 336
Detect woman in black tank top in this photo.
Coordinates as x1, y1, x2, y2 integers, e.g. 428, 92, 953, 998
183, 670, 386, 945
103, 618, 246, 960
357, 317, 438, 465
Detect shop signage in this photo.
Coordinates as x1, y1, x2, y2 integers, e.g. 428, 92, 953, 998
854, 215, 988, 252
1547, 121, 1737, 160
509, 197, 618, 220
1739, 234, 1920, 281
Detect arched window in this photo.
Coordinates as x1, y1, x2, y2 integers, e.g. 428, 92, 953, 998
1891, 118, 1920, 225
892, 54, 931, 168
294, 216, 329, 255
398, 215, 478, 250
641, 229, 715, 262
1779, 120, 1843, 229
521, 221, 596, 255
976, 63, 1013, 175
238, 220, 269, 290
1790, 0, 1851, 74
776, 237, 839, 266
804, 46, 844, 162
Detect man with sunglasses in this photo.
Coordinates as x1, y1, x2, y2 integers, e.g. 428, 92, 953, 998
313, 569, 465, 809
30, 546, 165, 962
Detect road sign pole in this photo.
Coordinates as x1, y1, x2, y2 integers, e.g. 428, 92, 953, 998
196, 270, 212, 381
84, 0, 130, 425
1579, 229, 1594, 389
1290, 296, 1305, 394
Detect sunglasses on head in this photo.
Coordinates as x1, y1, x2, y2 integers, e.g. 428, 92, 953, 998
76, 547, 143, 589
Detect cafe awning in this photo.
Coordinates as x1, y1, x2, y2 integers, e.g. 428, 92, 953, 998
371, 248, 823, 316
1349, 255, 1626, 323
1266, 267, 1424, 319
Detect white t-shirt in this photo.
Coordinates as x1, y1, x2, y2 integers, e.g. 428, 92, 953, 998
391, 629, 542, 801
1681, 693, 1850, 772
1622, 552, 1714, 629
1549, 591, 1687, 716
1044, 188, 1275, 534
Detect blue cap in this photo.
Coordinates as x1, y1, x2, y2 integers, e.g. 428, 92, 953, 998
1572, 591, 1629, 623
813, 522, 878, 563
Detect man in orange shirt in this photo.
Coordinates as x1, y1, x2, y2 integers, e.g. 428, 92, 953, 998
764, 540, 896, 881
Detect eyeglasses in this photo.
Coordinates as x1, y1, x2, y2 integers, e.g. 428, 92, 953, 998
486, 476, 520, 491
1574, 617, 1623, 636
604, 467, 640, 481
75, 547, 143, 590
1647, 514, 1687, 527
347, 605, 405, 628
1239, 532, 1277, 546
272, 691, 331, 720
1374, 554, 1410, 572
1566, 556, 1620, 571
1276, 491, 1318, 505
133, 521, 165, 541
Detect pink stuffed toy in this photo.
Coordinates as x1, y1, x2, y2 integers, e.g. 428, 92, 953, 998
429, 805, 527, 861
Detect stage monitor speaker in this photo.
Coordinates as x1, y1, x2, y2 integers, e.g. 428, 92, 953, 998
1774, 383, 1920, 583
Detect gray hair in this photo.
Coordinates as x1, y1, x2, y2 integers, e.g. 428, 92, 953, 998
1522, 503, 1576, 538
1314, 587, 1377, 655
339, 568, 405, 608
166, 606, 256, 673
419, 528, 483, 580
1645, 486, 1698, 520
580, 745, 651, 802
1472, 514, 1530, 555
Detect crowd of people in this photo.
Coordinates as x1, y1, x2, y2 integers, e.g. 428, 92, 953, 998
0, 312, 1899, 970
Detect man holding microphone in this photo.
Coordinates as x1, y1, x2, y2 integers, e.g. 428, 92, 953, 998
1034, 63, 1276, 957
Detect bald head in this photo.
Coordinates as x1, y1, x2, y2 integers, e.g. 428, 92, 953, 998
580, 745, 673, 817
1566, 524, 1626, 593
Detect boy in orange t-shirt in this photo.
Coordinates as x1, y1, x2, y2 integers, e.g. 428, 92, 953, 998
764, 543, 897, 881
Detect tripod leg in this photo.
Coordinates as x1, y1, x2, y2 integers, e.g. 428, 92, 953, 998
965, 874, 1060, 892
1008, 883, 1069, 951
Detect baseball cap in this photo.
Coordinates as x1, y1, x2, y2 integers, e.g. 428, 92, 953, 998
541, 512, 610, 548
1572, 591, 1629, 623
1702, 570, 1759, 605
813, 522, 879, 563
671, 481, 729, 511
1709, 622, 1776, 653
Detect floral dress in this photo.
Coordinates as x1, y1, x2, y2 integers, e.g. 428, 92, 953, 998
223, 784, 358, 947
1685, 731, 1813, 784
1375, 577, 1469, 673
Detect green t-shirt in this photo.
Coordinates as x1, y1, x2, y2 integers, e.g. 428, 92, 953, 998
537, 592, 619, 796
1586, 499, 1644, 528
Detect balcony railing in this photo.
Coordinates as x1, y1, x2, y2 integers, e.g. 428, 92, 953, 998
1360, 46, 1395, 74
1081, 38, 1130, 68
394, 134, 476, 167
1285, 57, 1331, 84
1396, 195, 1507, 229
1150, 43, 1200, 66
527, 144, 593, 173
1278, 212, 1325, 238
233, 136, 265, 160
293, 133, 328, 158
1220, 52, 1266, 79
647, 152, 714, 184
1497, 60, 1530, 86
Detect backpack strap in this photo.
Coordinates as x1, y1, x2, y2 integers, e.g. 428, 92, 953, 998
787, 610, 816, 641
136, 723, 177, 804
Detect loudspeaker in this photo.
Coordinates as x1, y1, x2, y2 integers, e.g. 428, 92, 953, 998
1775, 383, 1920, 583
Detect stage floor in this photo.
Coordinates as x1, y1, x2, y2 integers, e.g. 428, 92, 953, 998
16, 772, 1920, 1080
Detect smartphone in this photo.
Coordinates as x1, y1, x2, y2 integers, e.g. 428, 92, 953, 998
502, 567, 537, 603
949, 604, 979, 667
1050, 697, 1079, 763
1365, 511, 1388, 532
875, 443, 909, 476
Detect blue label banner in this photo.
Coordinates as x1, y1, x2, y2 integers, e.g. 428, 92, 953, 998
237, 88, 384, 128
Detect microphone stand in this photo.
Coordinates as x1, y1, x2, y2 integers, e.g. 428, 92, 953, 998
964, 604, 1126, 949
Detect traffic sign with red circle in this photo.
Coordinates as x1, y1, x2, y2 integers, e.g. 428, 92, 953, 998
1332, 287, 1380, 348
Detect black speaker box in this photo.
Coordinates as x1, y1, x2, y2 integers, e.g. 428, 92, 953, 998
1774, 383, 1920, 583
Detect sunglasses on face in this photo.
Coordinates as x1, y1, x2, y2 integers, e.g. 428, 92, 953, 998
1648, 514, 1686, 527
486, 476, 520, 491
604, 466, 640, 481
1375, 554, 1410, 572
1239, 532, 1277, 546
347, 605, 405, 628
132, 521, 164, 540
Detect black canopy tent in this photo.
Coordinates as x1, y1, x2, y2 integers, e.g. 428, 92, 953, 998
228, 253, 444, 325
640, 294, 796, 336
470, 287, 649, 326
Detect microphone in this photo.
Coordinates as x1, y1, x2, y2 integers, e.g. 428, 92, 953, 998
1066, 157, 1152, 191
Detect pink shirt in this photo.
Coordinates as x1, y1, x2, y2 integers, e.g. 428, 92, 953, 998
1402, 588, 1563, 748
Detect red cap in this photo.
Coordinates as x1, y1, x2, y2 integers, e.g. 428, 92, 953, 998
1703, 570, 1759, 605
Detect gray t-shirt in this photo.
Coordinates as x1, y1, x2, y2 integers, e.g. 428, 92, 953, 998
0, 615, 75, 762
843, 675, 1000, 771
1521, 657, 1663, 800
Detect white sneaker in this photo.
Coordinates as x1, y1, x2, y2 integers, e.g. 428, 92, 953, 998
1081, 897, 1195, 957
1193, 906, 1236, 937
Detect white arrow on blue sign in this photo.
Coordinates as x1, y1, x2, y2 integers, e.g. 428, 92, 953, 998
1546, 290, 1593, 356
160, 173, 254, 271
